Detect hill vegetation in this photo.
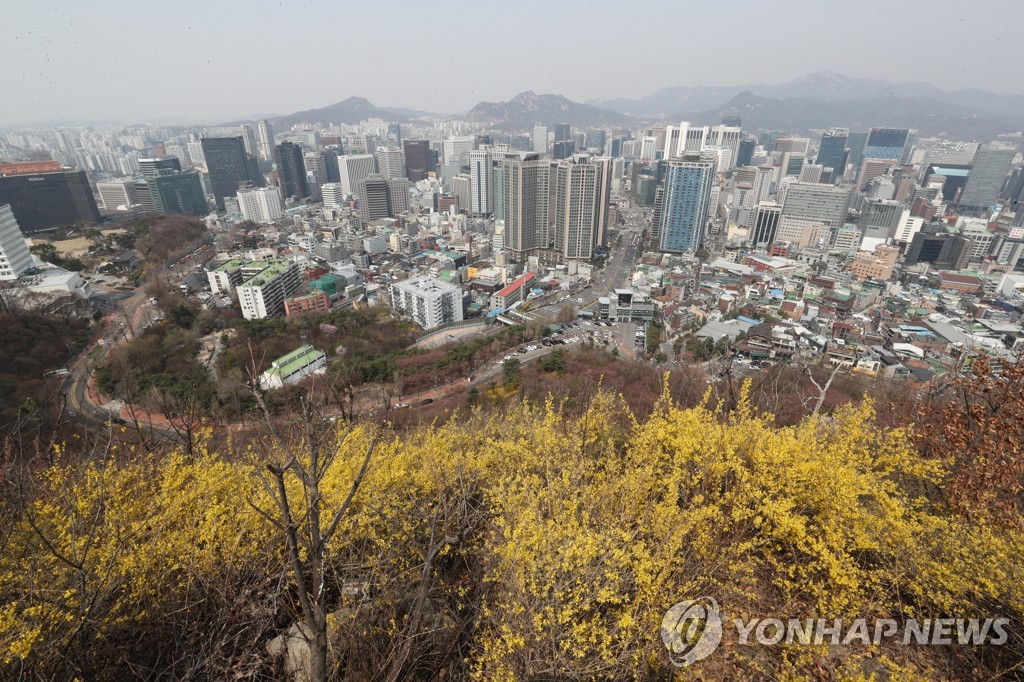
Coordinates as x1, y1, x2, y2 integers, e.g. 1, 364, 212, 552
1, 365, 1022, 679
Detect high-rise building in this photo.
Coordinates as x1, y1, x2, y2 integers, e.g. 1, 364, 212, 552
321, 183, 344, 208
375, 146, 405, 180
0, 167, 100, 234
706, 125, 742, 170
201, 137, 263, 210
257, 120, 275, 163
780, 182, 852, 231
468, 150, 493, 217
737, 137, 756, 167
275, 142, 310, 201
236, 259, 303, 319
138, 157, 182, 178
337, 154, 376, 197
860, 199, 905, 241
532, 125, 548, 154
146, 171, 207, 216
503, 153, 551, 260
403, 140, 433, 181
585, 130, 607, 152
387, 122, 402, 145
863, 128, 915, 164
553, 123, 571, 142
240, 125, 259, 158
0, 205, 34, 280
357, 175, 391, 221
237, 186, 283, 224
750, 202, 782, 248
659, 152, 718, 253
816, 129, 850, 184
799, 164, 824, 184
552, 140, 576, 160
959, 142, 1015, 215
551, 155, 611, 260
452, 174, 471, 213
752, 165, 774, 206
96, 180, 139, 211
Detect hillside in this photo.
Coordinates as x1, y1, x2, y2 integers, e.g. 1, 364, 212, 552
2, 369, 1022, 679
680, 90, 1021, 138
461, 91, 635, 130
272, 96, 410, 128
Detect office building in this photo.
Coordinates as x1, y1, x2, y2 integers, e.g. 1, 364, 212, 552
356, 175, 390, 220
337, 154, 376, 196
816, 129, 849, 184
201, 137, 263, 210
863, 128, 916, 164
236, 259, 303, 319
0, 166, 100, 234
905, 226, 971, 269
257, 119, 275, 163
375, 146, 405, 180
0, 205, 34, 280
403, 140, 434, 181
452, 174, 471, 213
553, 123, 571, 142
321, 182, 344, 208
468, 150, 492, 216
750, 202, 782, 248
503, 153, 551, 261
391, 274, 464, 329
959, 142, 1015, 215
138, 157, 181, 178
275, 142, 310, 201
737, 137, 756, 167
240, 125, 259, 158
533, 125, 548, 154
146, 171, 207, 216
860, 199, 905, 241
706, 125, 742, 170
781, 182, 852, 231
585, 130, 607, 152
551, 155, 611, 260
96, 180, 139, 211
237, 186, 283, 224
846, 132, 868, 172
659, 152, 718, 253
799, 163, 824, 184
552, 140, 575, 160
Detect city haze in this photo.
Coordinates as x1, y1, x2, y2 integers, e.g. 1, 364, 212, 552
3, 0, 1023, 125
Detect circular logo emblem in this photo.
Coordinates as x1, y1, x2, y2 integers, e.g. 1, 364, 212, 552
660, 597, 723, 666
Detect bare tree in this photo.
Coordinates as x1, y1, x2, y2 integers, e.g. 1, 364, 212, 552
247, 348, 391, 682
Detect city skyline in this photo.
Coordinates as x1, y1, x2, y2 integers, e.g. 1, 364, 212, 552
3, 0, 1022, 125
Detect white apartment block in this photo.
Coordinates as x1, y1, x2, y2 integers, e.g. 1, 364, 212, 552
237, 187, 283, 224
236, 259, 303, 319
0, 205, 34, 281
391, 275, 463, 330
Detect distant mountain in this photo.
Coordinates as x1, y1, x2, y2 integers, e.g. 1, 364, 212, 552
679, 91, 1022, 139
596, 72, 1024, 123
271, 96, 409, 128
462, 91, 634, 130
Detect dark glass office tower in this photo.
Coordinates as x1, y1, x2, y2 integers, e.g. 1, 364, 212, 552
201, 136, 263, 210
403, 140, 434, 181
275, 142, 309, 200
816, 130, 850, 184
0, 170, 100, 234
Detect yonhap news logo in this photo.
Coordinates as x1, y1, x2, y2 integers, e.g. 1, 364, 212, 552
660, 597, 723, 666
661, 597, 1010, 667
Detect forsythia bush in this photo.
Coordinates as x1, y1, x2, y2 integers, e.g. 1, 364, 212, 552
1, 386, 1021, 679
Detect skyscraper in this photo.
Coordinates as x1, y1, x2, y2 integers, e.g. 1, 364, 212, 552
468, 150, 492, 217
659, 152, 718, 253
201, 137, 264, 210
585, 130, 607, 153
275, 142, 309, 201
816, 129, 850, 184
860, 199, 905, 241
553, 123, 571, 142
863, 128, 915, 164
533, 126, 548, 154
257, 120, 275, 163
240, 125, 259, 158
403, 140, 433, 181
375, 146, 406, 180
552, 140, 576, 160
780, 182, 852, 231
0, 167, 100, 234
337, 154, 376, 197
751, 202, 782, 248
0, 204, 34, 280
959, 142, 1015, 215
551, 155, 612, 260
237, 187, 283, 224
503, 153, 551, 261
138, 157, 182, 178
146, 171, 207, 216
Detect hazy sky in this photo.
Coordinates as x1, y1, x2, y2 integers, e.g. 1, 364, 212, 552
3, 0, 1022, 125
